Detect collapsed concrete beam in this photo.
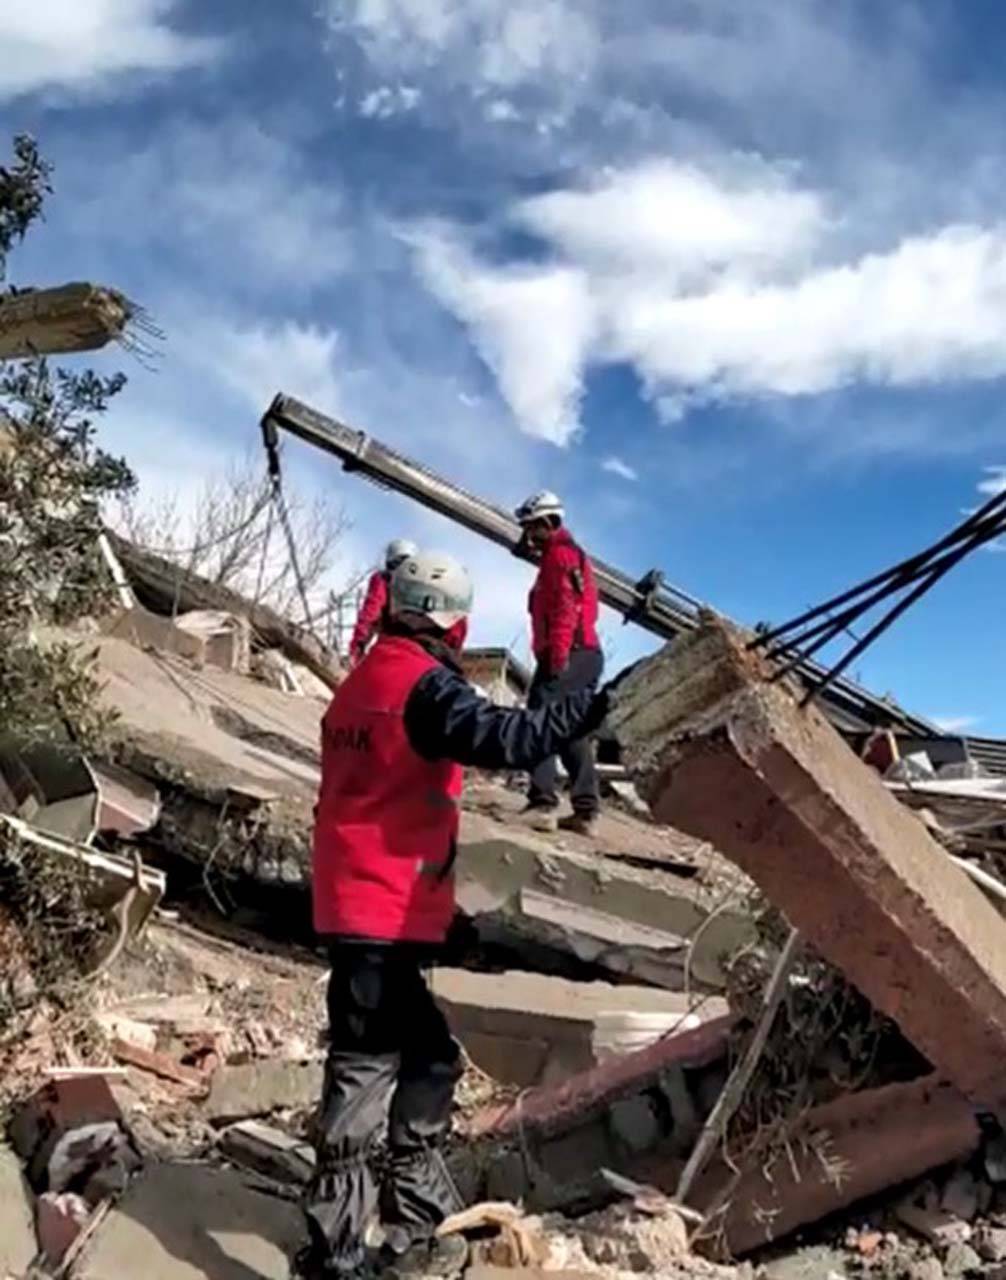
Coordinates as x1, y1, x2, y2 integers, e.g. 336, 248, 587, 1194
472, 1014, 732, 1142
685, 1075, 978, 1255
0, 283, 134, 358
457, 813, 756, 993
610, 618, 1006, 1108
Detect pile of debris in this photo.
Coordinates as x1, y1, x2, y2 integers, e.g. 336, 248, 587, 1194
6, 537, 1006, 1277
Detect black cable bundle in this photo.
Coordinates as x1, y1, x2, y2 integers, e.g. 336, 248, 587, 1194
750, 487, 1006, 707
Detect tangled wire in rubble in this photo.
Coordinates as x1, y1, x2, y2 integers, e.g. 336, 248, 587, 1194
720, 897, 927, 1192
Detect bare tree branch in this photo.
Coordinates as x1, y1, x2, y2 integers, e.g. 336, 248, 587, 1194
113, 454, 352, 624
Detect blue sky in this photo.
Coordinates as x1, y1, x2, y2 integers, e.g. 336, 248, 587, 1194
3, 0, 1005, 731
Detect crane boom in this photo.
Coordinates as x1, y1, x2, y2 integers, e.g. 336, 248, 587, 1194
261, 392, 939, 738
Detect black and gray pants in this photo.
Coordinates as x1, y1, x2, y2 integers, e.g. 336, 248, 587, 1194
527, 646, 604, 817
303, 944, 462, 1275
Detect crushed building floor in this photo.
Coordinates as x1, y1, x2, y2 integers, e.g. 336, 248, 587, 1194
7, 585, 1006, 1275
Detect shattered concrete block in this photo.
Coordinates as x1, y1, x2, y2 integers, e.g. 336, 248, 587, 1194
456, 813, 754, 992
219, 1120, 316, 1184
432, 968, 724, 1089
611, 619, 1006, 1108
73, 1162, 304, 1280
0, 1145, 40, 1276
942, 1168, 981, 1222
0, 282, 133, 359
896, 1194, 974, 1248
205, 1060, 323, 1125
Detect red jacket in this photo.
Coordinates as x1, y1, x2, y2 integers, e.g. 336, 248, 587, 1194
349, 571, 389, 663
528, 527, 599, 673
312, 634, 462, 943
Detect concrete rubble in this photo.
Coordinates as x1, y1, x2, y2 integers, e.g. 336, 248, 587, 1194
8, 539, 1006, 1278
609, 617, 1006, 1108
0, 282, 136, 359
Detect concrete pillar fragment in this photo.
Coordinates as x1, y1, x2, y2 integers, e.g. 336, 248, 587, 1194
610, 618, 1006, 1109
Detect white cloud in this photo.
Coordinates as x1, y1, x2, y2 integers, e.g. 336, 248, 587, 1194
330, 0, 599, 93
184, 319, 343, 418
601, 456, 637, 482
485, 99, 519, 123
605, 223, 1006, 401
411, 160, 1006, 435
978, 465, 1006, 497
409, 225, 595, 445
359, 83, 422, 118
0, 0, 215, 100
518, 160, 826, 282
930, 715, 980, 734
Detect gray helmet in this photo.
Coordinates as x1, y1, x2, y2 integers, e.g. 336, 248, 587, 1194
390, 552, 473, 630
385, 538, 419, 569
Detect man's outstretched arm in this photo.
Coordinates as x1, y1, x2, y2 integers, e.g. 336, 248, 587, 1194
403, 666, 608, 768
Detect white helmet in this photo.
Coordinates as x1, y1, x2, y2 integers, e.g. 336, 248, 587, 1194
390, 552, 473, 630
385, 538, 418, 570
514, 490, 564, 524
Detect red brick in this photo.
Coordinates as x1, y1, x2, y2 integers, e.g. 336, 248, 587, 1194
110, 1039, 207, 1092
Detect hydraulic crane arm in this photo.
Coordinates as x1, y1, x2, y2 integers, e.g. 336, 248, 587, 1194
261, 392, 939, 738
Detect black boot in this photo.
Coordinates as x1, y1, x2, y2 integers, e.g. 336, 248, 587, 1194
376, 1230, 468, 1278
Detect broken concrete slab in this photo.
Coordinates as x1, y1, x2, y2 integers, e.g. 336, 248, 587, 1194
611, 619, 1006, 1108
219, 1120, 315, 1184
0, 281, 134, 358
73, 1162, 304, 1280
432, 968, 728, 1088
205, 1060, 323, 1125
108, 532, 341, 692
0, 1145, 40, 1277
456, 812, 754, 993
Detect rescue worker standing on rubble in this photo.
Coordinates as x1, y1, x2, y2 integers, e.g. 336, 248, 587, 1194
299, 550, 610, 1279
514, 490, 604, 837
348, 538, 419, 666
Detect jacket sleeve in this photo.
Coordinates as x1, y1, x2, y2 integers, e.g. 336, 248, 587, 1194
403, 666, 606, 770
349, 573, 386, 661
542, 545, 580, 673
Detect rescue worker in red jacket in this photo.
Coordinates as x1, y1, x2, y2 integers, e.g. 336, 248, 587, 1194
514, 490, 603, 837
348, 538, 419, 666
300, 551, 609, 1279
